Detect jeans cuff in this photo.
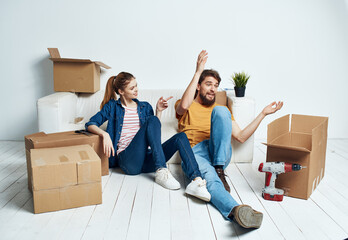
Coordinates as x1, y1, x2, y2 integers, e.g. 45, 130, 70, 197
190, 172, 202, 181
225, 204, 239, 222
213, 161, 226, 166
155, 164, 167, 171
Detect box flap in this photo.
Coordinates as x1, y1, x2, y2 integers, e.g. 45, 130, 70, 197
263, 142, 311, 153
48, 48, 61, 58
49, 58, 93, 63
50, 58, 111, 69
291, 114, 329, 134
94, 61, 111, 69
312, 117, 328, 143
311, 117, 328, 157
267, 115, 290, 143
47, 48, 110, 69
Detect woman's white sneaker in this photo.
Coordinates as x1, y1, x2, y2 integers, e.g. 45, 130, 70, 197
155, 168, 180, 190
185, 177, 211, 202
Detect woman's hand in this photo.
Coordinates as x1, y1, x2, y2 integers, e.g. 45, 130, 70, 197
262, 101, 284, 116
156, 96, 173, 112
102, 132, 115, 158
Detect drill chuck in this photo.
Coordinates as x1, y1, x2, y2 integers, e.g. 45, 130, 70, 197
292, 164, 302, 171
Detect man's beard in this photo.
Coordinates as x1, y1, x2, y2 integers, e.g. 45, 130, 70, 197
200, 92, 215, 106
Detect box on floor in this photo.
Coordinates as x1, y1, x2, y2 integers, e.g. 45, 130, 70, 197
264, 114, 328, 200
48, 48, 111, 93
31, 144, 102, 214
25, 131, 109, 191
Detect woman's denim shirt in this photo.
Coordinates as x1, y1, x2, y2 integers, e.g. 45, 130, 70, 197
85, 98, 154, 167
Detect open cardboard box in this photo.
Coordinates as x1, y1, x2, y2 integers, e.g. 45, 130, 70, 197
264, 114, 328, 199
31, 145, 102, 213
25, 131, 109, 192
48, 48, 111, 93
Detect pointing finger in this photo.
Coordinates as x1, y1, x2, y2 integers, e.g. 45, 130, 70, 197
165, 96, 173, 101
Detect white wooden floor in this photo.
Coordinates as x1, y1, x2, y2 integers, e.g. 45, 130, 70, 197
0, 140, 347, 240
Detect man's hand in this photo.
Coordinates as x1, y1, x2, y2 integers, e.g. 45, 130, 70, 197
176, 50, 208, 116
262, 101, 284, 116
156, 96, 173, 112
196, 50, 208, 74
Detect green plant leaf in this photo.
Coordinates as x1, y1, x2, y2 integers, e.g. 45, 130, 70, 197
230, 71, 250, 87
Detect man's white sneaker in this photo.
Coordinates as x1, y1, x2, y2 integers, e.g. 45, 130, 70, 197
155, 168, 181, 190
185, 177, 211, 202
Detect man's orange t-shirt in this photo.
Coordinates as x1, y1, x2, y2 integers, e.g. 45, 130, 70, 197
175, 100, 234, 147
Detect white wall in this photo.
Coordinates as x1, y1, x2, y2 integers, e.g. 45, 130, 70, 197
1, 0, 348, 140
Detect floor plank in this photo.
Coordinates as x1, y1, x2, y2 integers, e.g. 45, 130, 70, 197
226, 164, 284, 240
102, 174, 139, 240
0, 197, 35, 239
148, 178, 171, 240
82, 169, 126, 240
172, 164, 217, 240
0, 142, 23, 160
167, 164, 194, 240
125, 173, 154, 240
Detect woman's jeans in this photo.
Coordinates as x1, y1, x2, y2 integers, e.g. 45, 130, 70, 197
118, 116, 201, 181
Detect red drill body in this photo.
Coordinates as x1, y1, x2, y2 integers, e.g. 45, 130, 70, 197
258, 162, 303, 201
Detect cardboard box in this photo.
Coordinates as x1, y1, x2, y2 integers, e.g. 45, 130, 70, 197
264, 114, 328, 199
25, 131, 109, 191
33, 182, 102, 214
48, 48, 111, 93
31, 145, 102, 213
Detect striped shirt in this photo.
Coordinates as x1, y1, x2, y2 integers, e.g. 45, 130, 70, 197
117, 106, 140, 155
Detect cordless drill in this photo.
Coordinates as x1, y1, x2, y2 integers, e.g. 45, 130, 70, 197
258, 162, 305, 201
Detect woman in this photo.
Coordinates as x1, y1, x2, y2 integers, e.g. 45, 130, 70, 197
85, 72, 210, 201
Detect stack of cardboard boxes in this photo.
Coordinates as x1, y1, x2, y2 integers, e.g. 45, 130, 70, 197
31, 145, 102, 213
25, 48, 111, 213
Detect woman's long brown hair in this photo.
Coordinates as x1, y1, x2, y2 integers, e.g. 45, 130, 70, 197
100, 72, 135, 110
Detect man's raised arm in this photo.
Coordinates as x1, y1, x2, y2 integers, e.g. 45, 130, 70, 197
231, 101, 284, 143
176, 50, 208, 116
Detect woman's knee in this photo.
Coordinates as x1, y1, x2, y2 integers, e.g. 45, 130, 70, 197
146, 115, 161, 128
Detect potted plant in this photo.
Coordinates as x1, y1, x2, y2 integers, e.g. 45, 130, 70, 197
231, 71, 250, 97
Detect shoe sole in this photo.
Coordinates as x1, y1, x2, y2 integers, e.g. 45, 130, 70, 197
235, 206, 263, 229
185, 189, 211, 202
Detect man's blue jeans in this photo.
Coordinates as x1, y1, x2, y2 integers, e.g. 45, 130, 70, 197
182, 106, 239, 219
118, 116, 202, 181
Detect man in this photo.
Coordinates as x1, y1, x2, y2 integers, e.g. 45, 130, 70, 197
175, 50, 283, 229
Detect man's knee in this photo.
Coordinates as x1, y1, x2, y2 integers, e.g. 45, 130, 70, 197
212, 106, 231, 120
199, 163, 218, 181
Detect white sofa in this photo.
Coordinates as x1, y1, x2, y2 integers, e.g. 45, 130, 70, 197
37, 89, 255, 163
